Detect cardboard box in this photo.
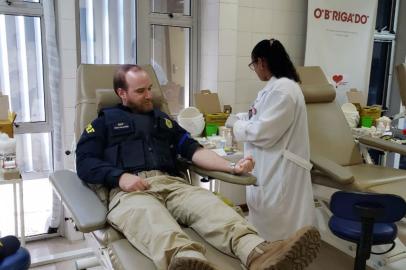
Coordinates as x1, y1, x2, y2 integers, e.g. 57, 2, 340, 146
0, 95, 10, 120
194, 90, 229, 136
0, 112, 16, 138
346, 88, 366, 107
194, 90, 222, 114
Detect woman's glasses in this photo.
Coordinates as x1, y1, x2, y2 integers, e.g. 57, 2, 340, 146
248, 61, 256, 71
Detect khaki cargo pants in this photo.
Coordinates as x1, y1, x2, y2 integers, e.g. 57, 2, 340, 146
107, 171, 263, 270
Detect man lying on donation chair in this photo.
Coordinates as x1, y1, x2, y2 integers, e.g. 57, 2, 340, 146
76, 64, 321, 270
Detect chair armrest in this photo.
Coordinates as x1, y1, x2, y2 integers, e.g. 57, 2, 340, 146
310, 154, 355, 185
50, 170, 107, 233
188, 165, 256, 186
358, 136, 406, 155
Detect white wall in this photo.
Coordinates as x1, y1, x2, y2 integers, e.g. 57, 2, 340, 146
55, 0, 77, 171
200, 0, 219, 92
200, 0, 308, 112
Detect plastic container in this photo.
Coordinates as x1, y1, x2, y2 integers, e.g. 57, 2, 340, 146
361, 116, 373, 128
177, 107, 205, 137
0, 136, 16, 169
360, 105, 382, 122
205, 123, 218, 136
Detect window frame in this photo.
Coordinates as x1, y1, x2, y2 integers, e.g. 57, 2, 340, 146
0, 0, 56, 239
75, 0, 199, 114
370, 0, 399, 109
133, 0, 199, 111
0, 0, 53, 135
76, 0, 137, 65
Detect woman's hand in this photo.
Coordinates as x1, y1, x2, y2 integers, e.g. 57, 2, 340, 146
225, 114, 239, 128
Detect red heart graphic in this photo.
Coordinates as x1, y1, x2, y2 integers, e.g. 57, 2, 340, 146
332, 74, 343, 84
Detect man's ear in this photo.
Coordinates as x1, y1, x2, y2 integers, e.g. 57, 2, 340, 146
117, 88, 127, 100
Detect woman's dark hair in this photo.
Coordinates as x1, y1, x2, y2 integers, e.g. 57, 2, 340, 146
251, 39, 300, 83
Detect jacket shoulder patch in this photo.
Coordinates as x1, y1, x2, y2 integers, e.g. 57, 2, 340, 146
86, 123, 95, 133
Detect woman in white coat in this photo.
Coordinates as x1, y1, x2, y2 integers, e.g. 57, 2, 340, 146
226, 39, 315, 241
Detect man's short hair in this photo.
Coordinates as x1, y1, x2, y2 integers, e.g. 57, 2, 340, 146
113, 64, 143, 94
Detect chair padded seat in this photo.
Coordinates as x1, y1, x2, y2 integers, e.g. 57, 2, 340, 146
108, 228, 243, 270
368, 180, 406, 199
312, 164, 406, 198
329, 216, 397, 245
348, 164, 406, 190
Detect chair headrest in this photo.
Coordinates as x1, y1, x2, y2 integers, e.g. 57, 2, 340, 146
301, 84, 336, 103
297, 66, 336, 103
96, 89, 121, 112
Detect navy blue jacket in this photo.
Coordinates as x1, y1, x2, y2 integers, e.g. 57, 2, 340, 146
76, 104, 201, 188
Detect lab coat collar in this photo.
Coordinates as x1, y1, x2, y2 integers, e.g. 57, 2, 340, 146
264, 76, 278, 89
255, 76, 278, 103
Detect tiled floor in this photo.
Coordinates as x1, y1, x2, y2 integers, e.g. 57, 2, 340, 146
27, 237, 101, 270
27, 237, 372, 270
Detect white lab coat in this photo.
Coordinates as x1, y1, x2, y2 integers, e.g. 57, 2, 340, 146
233, 77, 315, 241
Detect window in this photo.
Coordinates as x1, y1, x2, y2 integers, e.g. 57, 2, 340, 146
367, 0, 398, 108
151, 25, 190, 114
375, 0, 397, 33
0, 15, 45, 123
79, 0, 198, 115
79, 0, 136, 64
367, 40, 392, 106
151, 0, 191, 16
0, 1, 52, 175
0, 0, 54, 237
145, 0, 196, 115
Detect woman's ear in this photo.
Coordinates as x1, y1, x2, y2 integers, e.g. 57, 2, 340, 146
258, 58, 266, 70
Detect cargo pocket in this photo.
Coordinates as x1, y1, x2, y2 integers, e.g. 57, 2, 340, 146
120, 140, 145, 169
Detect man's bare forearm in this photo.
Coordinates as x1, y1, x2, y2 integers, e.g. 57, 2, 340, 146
191, 148, 233, 173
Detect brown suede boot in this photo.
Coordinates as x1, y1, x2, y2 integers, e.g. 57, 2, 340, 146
168, 256, 217, 270
247, 226, 321, 270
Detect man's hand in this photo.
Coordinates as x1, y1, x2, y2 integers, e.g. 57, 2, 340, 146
233, 155, 255, 175
119, 173, 150, 192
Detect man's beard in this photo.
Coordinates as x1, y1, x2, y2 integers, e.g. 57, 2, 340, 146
127, 100, 154, 113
